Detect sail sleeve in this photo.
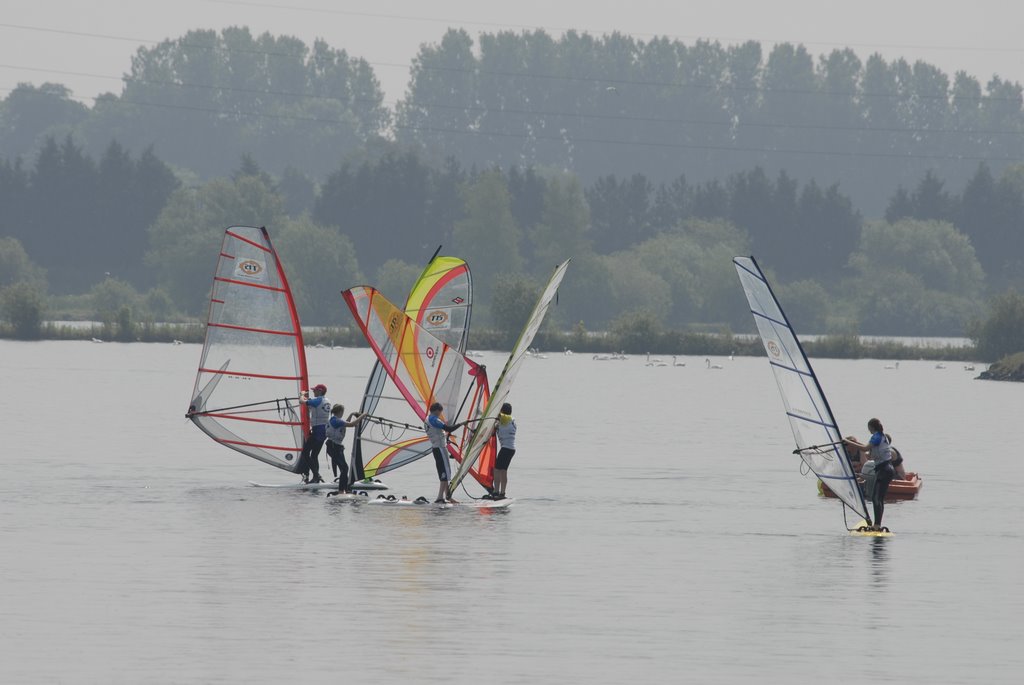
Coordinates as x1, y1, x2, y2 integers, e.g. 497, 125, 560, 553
733, 256, 869, 520
187, 226, 309, 472
449, 259, 571, 494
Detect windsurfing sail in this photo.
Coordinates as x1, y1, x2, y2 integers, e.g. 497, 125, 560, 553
448, 259, 571, 496
351, 252, 475, 482
187, 226, 309, 472
342, 286, 490, 476
733, 256, 870, 521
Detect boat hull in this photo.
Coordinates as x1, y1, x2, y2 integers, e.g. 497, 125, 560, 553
818, 473, 922, 500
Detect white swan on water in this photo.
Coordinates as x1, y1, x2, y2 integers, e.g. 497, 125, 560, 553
672, 356, 686, 367
705, 358, 723, 369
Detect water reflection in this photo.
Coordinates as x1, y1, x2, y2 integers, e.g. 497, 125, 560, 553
869, 537, 890, 585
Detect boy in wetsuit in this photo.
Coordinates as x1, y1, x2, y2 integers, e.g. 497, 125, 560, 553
298, 383, 331, 484
325, 404, 367, 493
424, 402, 462, 503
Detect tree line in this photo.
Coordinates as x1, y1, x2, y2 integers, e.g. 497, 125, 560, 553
1, 27, 1022, 216
2, 135, 1023, 344
2, 26, 1024, 353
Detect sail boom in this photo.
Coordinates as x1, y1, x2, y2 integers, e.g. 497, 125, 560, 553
769, 360, 815, 377
198, 367, 303, 381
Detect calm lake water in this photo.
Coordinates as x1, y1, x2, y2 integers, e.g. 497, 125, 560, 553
1, 341, 1021, 684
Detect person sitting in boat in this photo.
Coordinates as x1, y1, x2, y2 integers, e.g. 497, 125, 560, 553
424, 402, 463, 504
324, 404, 367, 494
843, 418, 896, 530
843, 435, 867, 472
298, 383, 331, 484
860, 432, 909, 481
889, 440, 907, 480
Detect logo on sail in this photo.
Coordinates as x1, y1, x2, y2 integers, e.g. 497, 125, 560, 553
425, 309, 450, 329
767, 340, 782, 359
235, 258, 266, 281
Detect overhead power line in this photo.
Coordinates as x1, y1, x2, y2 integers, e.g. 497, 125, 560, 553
2, 62, 1022, 139
0, 84, 1019, 164
1, 21, 1023, 105
204, 0, 1024, 56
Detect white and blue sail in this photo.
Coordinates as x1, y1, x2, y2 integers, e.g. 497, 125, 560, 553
733, 256, 870, 522
448, 259, 571, 496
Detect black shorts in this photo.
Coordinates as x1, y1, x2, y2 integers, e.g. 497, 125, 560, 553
495, 447, 516, 470
432, 446, 451, 481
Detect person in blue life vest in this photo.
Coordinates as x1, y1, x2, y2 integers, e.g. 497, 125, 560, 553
485, 402, 516, 500
298, 383, 331, 484
324, 404, 367, 494
425, 402, 464, 503
843, 418, 896, 530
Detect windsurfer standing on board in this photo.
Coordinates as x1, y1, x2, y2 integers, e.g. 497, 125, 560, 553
425, 402, 462, 504
843, 418, 895, 531
484, 402, 516, 501
298, 384, 331, 484
324, 404, 367, 494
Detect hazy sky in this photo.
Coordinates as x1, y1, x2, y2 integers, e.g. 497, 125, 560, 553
2, 0, 1022, 106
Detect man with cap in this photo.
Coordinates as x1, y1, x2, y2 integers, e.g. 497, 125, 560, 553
298, 383, 331, 484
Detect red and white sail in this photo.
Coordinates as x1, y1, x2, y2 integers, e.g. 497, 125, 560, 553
187, 226, 309, 472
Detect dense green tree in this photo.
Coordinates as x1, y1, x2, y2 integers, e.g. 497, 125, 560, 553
0, 237, 46, 290
146, 175, 285, 312
846, 219, 984, 334
83, 29, 386, 178
0, 281, 46, 338
91, 278, 141, 321
529, 174, 589, 272
490, 272, 540, 344
0, 83, 88, 160
969, 290, 1024, 361
375, 259, 424, 305
451, 171, 522, 304
395, 29, 479, 160
314, 151, 438, 272
278, 166, 316, 217
275, 215, 362, 325
586, 174, 653, 253
608, 308, 666, 354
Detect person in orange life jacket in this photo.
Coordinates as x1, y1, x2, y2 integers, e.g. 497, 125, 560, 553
325, 404, 367, 493
424, 402, 464, 503
298, 383, 331, 484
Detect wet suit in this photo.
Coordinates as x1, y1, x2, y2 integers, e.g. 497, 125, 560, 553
868, 431, 895, 527
300, 395, 331, 482
424, 414, 456, 482
325, 415, 350, 490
